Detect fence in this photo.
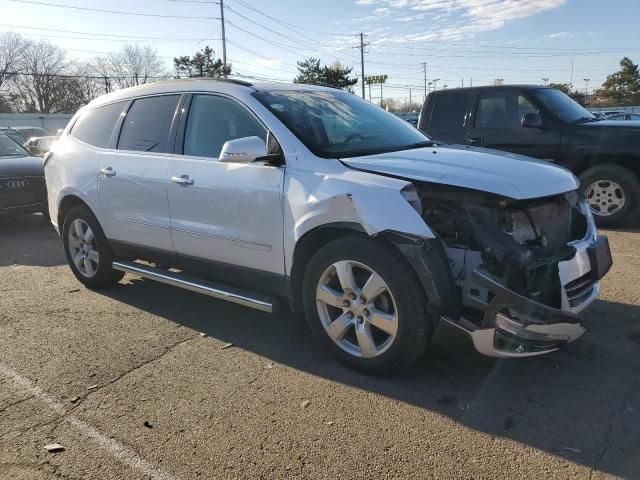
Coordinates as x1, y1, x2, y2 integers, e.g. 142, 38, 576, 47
590, 106, 640, 114
0, 113, 74, 134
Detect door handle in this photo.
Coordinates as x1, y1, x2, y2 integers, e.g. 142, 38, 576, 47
100, 167, 116, 177
467, 137, 483, 146
171, 175, 194, 186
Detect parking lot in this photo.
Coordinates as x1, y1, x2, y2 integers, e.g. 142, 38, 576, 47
0, 213, 638, 479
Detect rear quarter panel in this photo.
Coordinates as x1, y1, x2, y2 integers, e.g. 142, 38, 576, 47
45, 135, 102, 230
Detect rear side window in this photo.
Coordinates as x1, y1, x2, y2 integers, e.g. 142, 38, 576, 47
70, 101, 126, 148
429, 93, 470, 129
118, 95, 180, 153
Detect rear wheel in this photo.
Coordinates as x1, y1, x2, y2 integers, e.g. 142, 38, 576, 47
303, 235, 434, 374
62, 205, 124, 289
579, 165, 639, 227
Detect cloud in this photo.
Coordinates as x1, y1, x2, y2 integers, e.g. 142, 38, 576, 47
545, 31, 580, 39
353, 0, 567, 41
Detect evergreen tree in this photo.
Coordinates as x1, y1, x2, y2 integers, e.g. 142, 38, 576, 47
174, 46, 230, 78
596, 57, 640, 106
294, 57, 358, 91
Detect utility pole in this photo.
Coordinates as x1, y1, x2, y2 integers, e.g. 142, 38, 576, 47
542, 77, 549, 86
583, 78, 590, 104
358, 33, 368, 99
422, 62, 427, 101
409, 88, 412, 110
461, 78, 464, 88
220, 0, 227, 77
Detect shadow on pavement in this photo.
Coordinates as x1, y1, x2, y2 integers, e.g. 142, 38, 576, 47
3, 212, 639, 476
103, 278, 640, 478
0, 213, 65, 267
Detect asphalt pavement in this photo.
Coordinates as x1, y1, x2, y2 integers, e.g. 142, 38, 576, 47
1, 213, 639, 479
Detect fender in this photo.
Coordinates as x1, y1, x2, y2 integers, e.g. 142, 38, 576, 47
283, 167, 435, 275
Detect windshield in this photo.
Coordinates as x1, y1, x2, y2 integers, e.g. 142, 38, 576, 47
532, 88, 596, 123
254, 90, 432, 158
0, 135, 29, 158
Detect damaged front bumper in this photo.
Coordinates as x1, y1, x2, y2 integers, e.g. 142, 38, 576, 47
442, 235, 611, 358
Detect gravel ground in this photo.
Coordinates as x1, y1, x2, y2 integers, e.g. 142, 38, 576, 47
1, 213, 639, 480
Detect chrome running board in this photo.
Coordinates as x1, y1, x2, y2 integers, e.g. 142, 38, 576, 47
112, 261, 274, 313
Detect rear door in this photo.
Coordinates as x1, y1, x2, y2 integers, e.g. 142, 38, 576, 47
97, 94, 181, 251
466, 89, 561, 160
420, 91, 471, 144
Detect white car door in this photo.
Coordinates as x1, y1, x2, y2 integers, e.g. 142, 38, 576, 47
98, 94, 181, 252
167, 94, 285, 275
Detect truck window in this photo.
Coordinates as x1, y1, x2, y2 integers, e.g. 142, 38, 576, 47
429, 93, 469, 129
475, 92, 538, 129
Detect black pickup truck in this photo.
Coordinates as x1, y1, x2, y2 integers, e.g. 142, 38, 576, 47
419, 85, 640, 226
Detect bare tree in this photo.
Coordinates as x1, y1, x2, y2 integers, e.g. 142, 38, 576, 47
91, 44, 167, 90
0, 32, 26, 92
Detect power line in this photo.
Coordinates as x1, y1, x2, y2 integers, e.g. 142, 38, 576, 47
225, 20, 313, 56
229, 0, 338, 37
0, 30, 213, 43
224, 4, 317, 50
7, 0, 218, 19
0, 24, 217, 41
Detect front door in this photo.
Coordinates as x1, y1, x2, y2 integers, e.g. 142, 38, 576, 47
167, 94, 285, 275
467, 90, 561, 161
98, 94, 181, 251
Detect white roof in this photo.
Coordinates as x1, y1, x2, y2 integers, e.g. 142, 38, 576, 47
87, 78, 339, 108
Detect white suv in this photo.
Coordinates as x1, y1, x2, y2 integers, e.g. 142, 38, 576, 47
45, 79, 612, 373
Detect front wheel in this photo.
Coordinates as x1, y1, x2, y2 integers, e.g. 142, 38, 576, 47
303, 235, 434, 374
579, 165, 640, 227
62, 205, 124, 289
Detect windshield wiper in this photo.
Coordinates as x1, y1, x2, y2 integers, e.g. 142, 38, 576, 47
399, 141, 436, 150
574, 116, 599, 124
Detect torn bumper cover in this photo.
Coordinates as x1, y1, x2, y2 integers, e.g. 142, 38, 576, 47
446, 269, 588, 357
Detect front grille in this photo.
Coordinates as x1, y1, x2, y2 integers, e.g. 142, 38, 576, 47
565, 273, 596, 308
0, 176, 46, 209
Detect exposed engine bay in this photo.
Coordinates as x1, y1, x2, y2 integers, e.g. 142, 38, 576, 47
407, 182, 609, 356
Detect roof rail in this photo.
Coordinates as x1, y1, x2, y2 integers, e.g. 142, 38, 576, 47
176, 77, 253, 87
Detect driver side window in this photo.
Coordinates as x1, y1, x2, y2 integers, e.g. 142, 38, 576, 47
475, 92, 539, 129
184, 95, 267, 159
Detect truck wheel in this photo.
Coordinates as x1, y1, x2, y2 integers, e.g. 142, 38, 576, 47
303, 235, 433, 374
580, 165, 640, 227
62, 205, 124, 289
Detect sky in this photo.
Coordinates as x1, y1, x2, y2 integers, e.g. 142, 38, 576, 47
2, 0, 639, 104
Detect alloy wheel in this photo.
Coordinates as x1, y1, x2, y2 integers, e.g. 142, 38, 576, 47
316, 260, 399, 358
67, 219, 99, 278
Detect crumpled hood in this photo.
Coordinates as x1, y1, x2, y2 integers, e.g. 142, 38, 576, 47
342, 144, 579, 200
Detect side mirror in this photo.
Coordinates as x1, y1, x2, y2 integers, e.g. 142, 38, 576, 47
27, 145, 41, 155
219, 136, 268, 164
522, 112, 543, 129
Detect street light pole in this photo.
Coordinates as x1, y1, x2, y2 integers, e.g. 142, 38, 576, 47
583, 78, 590, 104
542, 77, 549, 86
432, 78, 440, 91
422, 62, 427, 101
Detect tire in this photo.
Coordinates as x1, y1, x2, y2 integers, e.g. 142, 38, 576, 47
62, 205, 124, 289
579, 165, 640, 227
302, 234, 434, 374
